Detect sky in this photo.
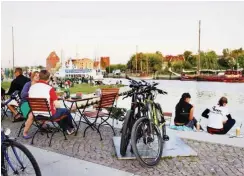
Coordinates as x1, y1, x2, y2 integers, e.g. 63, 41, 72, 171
1, 1, 244, 68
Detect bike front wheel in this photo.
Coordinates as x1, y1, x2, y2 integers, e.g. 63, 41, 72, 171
2, 139, 41, 176
131, 117, 163, 167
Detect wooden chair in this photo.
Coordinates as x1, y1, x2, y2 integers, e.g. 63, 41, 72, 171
83, 90, 119, 140
27, 98, 68, 147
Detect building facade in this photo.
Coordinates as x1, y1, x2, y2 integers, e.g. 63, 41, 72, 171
70, 58, 94, 69
46, 51, 60, 71
100, 57, 110, 70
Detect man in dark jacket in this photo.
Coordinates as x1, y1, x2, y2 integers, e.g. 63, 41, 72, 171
7, 68, 30, 96
6, 68, 30, 121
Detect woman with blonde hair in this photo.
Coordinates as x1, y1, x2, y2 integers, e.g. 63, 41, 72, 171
20, 71, 39, 139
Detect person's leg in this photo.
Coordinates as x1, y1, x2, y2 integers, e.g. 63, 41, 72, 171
185, 120, 195, 129
222, 119, 236, 134
207, 127, 223, 134
7, 105, 18, 116
53, 108, 74, 129
23, 113, 34, 137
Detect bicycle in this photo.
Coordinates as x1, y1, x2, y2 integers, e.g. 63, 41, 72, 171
130, 80, 169, 167
120, 77, 148, 156
1, 128, 41, 176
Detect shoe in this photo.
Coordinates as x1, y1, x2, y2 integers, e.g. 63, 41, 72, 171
67, 128, 75, 135
12, 117, 25, 123
23, 134, 32, 139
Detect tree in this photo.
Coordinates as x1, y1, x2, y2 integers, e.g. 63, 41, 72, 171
226, 56, 236, 69
105, 64, 127, 73
183, 51, 192, 61
37, 65, 45, 70
222, 48, 230, 58
218, 57, 229, 69
172, 61, 183, 72
200, 51, 218, 69
127, 52, 162, 74
237, 54, 244, 69
183, 61, 192, 69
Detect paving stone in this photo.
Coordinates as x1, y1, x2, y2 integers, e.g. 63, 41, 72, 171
3, 119, 244, 176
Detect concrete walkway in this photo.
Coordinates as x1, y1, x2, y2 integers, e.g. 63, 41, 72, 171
26, 145, 135, 176
173, 129, 244, 148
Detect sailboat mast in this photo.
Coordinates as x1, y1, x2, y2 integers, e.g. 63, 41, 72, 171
198, 20, 201, 75
136, 45, 138, 74
147, 56, 149, 74
12, 26, 15, 78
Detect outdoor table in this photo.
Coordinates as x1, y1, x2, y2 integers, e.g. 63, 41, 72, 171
56, 90, 64, 97
59, 95, 100, 136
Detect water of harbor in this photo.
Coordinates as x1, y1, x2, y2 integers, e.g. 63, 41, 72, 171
105, 78, 244, 134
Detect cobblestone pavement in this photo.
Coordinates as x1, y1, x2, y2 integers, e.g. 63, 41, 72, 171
3, 119, 244, 176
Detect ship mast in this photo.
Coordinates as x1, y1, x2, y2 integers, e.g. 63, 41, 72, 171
12, 26, 15, 78
136, 45, 138, 74
197, 20, 201, 75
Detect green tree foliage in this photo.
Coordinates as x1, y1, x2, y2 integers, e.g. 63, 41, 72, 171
222, 48, 230, 58
237, 54, 244, 69
127, 52, 162, 74
105, 64, 127, 73
200, 51, 218, 69
172, 61, 184, 72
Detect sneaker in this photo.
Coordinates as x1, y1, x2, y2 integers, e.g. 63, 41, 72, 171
66, 128, 75, 135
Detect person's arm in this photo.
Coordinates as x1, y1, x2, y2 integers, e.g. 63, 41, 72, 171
6, 80, 16, 95
50, 88, 61, 108
189, 107, 194, 121
202, 108, 210, 119
21, 82, 30, 100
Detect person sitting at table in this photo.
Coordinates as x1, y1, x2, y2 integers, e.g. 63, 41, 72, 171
20, 71, 39, 139
28, 70, 75, 135
174, 93, 203, 130
202, 96, 236, 134
6, 67, 30, 122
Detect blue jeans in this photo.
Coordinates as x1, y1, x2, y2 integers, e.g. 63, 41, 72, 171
53, 108, 74, 130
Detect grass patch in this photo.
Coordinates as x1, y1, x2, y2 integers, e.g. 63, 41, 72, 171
62, 84, 123, 94
1, 81, 123, 94
1, 81, 11, 90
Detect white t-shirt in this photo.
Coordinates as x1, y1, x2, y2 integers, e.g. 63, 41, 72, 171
207, 105, 229, 129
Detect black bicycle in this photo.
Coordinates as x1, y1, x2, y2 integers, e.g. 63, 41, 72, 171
130, 81, 169, 167
1, 128, 41, 176
120, 77, 151, 156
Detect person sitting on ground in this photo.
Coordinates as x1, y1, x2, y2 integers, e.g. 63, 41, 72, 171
174, 93, 202, 130
28, 70, 75, 135
202, 97, 236, 134
20, 71, 39, 139
6, 67, 30, 121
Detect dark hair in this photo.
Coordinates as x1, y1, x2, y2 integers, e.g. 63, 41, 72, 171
39, 70, 50, 81
176, 93, 191, 110
180, 93, 191, 103
15, 68, 23, 75
218, 97, 228, 106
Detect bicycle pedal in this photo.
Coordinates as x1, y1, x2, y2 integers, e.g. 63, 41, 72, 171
163, 135, 169, 141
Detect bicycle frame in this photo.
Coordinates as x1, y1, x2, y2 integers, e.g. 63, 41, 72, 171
1, 130, 25, 174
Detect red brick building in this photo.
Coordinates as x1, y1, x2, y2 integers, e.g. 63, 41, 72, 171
46, 51, 60, 71
100, 57, 110, 70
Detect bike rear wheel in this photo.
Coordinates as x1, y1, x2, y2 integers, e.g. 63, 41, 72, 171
2, 140, 41, 176
120, 110, 132, 156
131, 117, 163, 167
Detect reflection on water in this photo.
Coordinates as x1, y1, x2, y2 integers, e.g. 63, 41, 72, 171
105, 78, 244, 133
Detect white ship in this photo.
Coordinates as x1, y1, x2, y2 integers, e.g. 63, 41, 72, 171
54, 58, 103, 80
